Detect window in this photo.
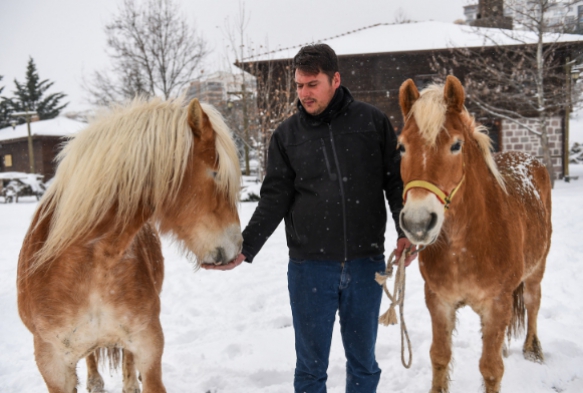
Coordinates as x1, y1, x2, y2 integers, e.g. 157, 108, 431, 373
4, 154, 12, 167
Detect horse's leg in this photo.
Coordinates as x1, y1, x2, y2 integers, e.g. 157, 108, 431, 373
522, 263, 545, 363
129, 319, 166, 393
122, 349, 141, 393
86, 352, 105, 393
34, 335, 79, 393
425, 285, 456, 393
478, 296, 513, 393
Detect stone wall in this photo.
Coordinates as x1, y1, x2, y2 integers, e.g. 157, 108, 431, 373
500, 117, 564, 178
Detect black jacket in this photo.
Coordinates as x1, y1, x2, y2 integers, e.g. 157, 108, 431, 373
242, 86, 404, 262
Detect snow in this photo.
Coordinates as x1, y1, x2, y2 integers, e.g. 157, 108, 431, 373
0, 116, 85, 142
570, 109, 583, 146
240, 175, 262, 201
252, 21, 583, 61
0, 172, 45, 194
1, 165, 583, 392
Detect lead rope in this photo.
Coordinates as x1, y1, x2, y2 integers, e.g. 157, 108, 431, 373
375, 248, 419, 369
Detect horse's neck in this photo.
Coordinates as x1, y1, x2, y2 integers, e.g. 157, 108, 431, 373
87, 206, 153, 262
442, 148, 500, 240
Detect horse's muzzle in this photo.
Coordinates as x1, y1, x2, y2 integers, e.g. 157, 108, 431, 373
400, 210, 439, 245
400, 193, 444, 245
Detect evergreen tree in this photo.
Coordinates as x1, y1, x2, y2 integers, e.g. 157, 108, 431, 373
10, 58, 68, 122
0, 75, 12, 129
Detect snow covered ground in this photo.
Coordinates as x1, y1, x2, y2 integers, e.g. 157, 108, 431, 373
570, 111, 583, 146
1, 165, 582, 393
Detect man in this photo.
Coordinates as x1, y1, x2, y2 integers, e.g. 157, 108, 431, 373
203, 44, 415, 393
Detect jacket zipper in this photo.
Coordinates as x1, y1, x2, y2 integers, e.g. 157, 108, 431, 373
320, 139, 335, 181
328, 124, 348, 262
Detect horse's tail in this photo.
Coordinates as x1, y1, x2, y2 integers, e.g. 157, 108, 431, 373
94, 347, 123, 371
507, 282, 526, 340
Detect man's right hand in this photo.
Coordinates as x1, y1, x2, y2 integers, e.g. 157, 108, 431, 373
201, 253, 246, 271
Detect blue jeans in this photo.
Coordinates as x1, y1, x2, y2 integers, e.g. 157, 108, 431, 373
287, 255, 385, 393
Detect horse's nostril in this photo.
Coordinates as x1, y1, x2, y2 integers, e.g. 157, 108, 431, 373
213, 247, 225, 265
427, 212, 438, 231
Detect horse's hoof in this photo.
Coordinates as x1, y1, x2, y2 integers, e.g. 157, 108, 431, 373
523, 336, 544, 363
523, 349, 544, 363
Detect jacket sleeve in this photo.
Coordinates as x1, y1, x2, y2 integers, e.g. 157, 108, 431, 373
381, 115, 406, 239
241, 129, 296, 262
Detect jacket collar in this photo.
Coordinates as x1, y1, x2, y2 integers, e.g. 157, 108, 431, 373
298, 85, 354, 126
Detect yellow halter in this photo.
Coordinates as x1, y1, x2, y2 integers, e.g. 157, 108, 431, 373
402, 174, 465, 210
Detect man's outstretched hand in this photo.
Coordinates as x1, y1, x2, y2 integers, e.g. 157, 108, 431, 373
201, 253, 246, 271
394, 237, 417, 267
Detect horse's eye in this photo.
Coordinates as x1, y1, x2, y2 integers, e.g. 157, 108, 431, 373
208, 169, 218, 179
397, 144, 406, 155
450, 141, 463, 153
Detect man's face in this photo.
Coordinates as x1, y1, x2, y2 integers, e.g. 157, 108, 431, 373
295, 70, 341, 116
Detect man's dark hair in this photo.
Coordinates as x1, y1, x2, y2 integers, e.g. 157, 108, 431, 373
293, 44, 339, 81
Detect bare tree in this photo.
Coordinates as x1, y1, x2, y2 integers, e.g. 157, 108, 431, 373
244, 59, 295, 179
84, 0, 208, 105
432, 0, 583, 186
221, 2, 295, 178
393, 7, 414, 24
222, 3, 255, 176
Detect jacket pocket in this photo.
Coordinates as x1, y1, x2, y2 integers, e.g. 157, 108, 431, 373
369, 254, 385, 262
289, 257, 306, 264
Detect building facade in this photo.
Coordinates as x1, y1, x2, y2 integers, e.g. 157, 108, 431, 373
240, 21, 583, 179
0, 117, 85, 180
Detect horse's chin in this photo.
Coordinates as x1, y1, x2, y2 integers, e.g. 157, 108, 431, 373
199, 245, 242, 266
403, 231, 439, 247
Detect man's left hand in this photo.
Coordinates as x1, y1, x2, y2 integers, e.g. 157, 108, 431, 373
394, 237, 417, 267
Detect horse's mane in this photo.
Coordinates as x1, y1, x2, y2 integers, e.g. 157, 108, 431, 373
200, 102, 241, 207
409, 84, 506, 192
32, 97, 239, 270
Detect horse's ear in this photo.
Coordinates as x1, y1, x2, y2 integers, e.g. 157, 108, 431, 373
444, 75, 465, 113
399, 79, 420, 118
187, 98, 206, 138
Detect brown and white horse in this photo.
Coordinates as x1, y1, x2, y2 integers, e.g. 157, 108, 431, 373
398, 76, 552, 393
17, 97, 242, 393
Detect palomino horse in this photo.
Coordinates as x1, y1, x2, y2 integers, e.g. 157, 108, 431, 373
17, 97, 242, 393
397, 76, 551, 393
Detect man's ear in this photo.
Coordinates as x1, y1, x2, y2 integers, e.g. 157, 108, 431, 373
332, 72, 341, 89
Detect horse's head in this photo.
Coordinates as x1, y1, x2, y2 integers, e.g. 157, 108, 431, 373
158, 99, 242, 265
397, 75, 471, 245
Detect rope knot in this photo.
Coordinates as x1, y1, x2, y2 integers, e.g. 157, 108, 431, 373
379, 304, 398, 326
377, 249, 413, 368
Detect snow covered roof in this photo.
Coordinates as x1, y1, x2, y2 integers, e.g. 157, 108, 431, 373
249, 21, 583, 61
0, 116, 85, 142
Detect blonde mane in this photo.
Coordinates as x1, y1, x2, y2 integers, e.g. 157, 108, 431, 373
33, 97, 240, 270
200, 102, 241, 207
410, 83, 506, 192
409, 84, 447, 145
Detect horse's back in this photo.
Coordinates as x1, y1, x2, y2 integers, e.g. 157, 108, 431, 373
494, 151, 552, 273
495, 151, 552, 216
